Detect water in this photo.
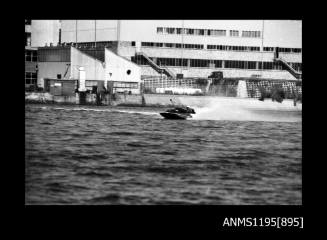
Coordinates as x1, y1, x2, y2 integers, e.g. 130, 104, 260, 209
25, 103, 302, 205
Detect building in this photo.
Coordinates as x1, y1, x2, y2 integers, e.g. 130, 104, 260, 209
37, 46, 141, 94
60, 20, 302, 81
25, 20, 61, 90
25, 20, 38, 90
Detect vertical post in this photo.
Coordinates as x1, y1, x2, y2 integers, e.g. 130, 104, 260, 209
94, 20, 96, 81
117, 20, 121, 55
260, 20, 264, 75
181, 20, 184, 74
94, 20, 97, 48
261, 20, 264, 52
75, 20, 78, 47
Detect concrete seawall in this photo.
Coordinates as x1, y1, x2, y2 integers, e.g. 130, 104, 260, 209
25, 92, 302, 112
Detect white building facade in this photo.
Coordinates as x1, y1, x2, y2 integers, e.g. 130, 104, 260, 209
37, 46, 141, 94
60, 20, 302, 80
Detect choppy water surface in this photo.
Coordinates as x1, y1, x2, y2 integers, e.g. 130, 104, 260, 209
25, 104, 302, 205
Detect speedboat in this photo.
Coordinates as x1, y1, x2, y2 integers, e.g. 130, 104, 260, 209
160, 106, 196, 120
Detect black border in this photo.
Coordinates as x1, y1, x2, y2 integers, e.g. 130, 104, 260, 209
19, 12, 309, 235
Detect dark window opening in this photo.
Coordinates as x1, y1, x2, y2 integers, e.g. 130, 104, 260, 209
25, 32, 31, 46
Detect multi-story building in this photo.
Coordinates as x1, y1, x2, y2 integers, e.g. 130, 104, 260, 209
60, 20, 302, 80
25, 20, 38, 90
25, 20, 61, 90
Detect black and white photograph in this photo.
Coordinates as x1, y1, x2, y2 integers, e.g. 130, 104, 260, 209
25, 20, 302, 207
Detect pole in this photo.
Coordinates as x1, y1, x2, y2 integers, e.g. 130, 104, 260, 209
94, 20, 96, 81
260, 20, 264, 74
76, 20, 78, 47
117, 20, 121, 55
95, 20, 97, 48
181, 20, 184, 74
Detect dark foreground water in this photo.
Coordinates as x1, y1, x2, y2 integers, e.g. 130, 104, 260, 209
25, 104, 302, 205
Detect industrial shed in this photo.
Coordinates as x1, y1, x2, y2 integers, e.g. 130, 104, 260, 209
37, 46, 141, 95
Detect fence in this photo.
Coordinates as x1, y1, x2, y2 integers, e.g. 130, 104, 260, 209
142, 77, 205, 93
246, 79, 302, 99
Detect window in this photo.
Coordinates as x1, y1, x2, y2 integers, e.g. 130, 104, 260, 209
25, 50, 37, 62
25, 72, 37, 85
263, 47, 274, 52
176, 28, 182, 34
248, 61, 256, 69
190, 59, 209, 68
242, 31, 261, 38
25, 19, 31, 25
187, 29, 194, 35
131, 41, 135, 46
32, 52, 37, 62
230, 30, 239, 37
259, 62, 274, 70
113, 82, 138, 89
157, 27, 163, 34
292, 48, 301, 53
25, 32, 31, 46
167, 28, 175, 34
211, 30, 226, 36
214, 60, 222, 68
25, 50, 31, 61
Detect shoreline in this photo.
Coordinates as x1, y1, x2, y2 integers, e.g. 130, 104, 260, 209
25, 92, 302, 112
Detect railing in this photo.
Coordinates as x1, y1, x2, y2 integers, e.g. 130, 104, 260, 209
274, 51, 302, 80
135, 52, 176, 78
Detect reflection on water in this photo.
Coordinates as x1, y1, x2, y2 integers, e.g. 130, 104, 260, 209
25, 104, 302, 205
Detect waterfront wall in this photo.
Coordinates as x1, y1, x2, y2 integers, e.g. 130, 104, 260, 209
26, 92, 302, 111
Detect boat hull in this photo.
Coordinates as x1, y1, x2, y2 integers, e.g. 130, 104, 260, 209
160, 112, 191, 120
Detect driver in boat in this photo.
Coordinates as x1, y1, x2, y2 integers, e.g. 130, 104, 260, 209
185, 106, 195, 114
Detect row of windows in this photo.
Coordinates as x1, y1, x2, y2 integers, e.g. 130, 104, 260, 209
263, 47, 302, 53
242, 31, 261, 38
63, 41, 117, 48
141, 42, 203, 49
131, 56, 302, 71
157, 27, 261, 38
207, 45, 260, 52
157, 27, 227, 36
139, 42, 301, 53
190, 59, 222, 68
230, 30, 239, 37
25, 72, 37, 85
225, 61, 257, 69
38, 49, 71, 62
113, 82, 138, 89
25, 50, 37, 62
